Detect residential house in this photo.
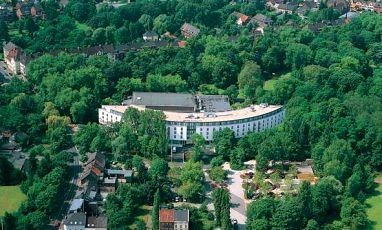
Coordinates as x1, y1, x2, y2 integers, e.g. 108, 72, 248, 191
159, 209, 189, 230
106, 169, 133, 180
277, 2, 298, 13
3, 42, 21, 75
232, 11, 250, 25
85, 216, 108, 230
0, 3, 15, 22
69, 199, 84, 214
297, 5, 310, 17
102, 177, 117, 193
326, 0, 350, 14
63, 212, 86, 230
15, 1, 44, 20
178, 40, 187, 48
160, 209, 174, 230
84, 152, 106, 170
374, 3, 382, 13
250, 14, 273, 29
181, 23, 200, 38
174, 210, 189, 230
143, 31, 159, 41
79, 152, 105, 201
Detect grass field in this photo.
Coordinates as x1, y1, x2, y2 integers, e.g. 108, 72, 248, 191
263, 73, 291, 91
366, 177, 382, 229
0, 186, 27, 216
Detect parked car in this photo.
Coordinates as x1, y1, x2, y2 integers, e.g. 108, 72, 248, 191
232, 218, 238, 229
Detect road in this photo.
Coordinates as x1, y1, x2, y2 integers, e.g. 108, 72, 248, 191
54, 150, 81, 222
223, 162, 255, 230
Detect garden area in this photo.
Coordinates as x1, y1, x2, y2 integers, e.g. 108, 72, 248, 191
0, 185, 27, 216
242, 161, 315, 200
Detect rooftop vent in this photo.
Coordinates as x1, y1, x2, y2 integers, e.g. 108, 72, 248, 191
250, 105, 256, 112
259, 103, 269, 108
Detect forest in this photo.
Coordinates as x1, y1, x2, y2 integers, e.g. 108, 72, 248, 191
0, 0, 382, 229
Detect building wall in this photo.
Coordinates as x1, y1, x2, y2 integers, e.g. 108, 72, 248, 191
174, 221, 189, 230
98, 108, 123, 124
167, 108, 285, 143
64, 225, 85, 230
99, 107, 285, 146
160, 222, 174, 230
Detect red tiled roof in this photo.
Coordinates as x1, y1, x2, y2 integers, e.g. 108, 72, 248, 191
91, 166, 102, 176
240, 14, 249, 22
159, 209, 174, 222
178, 41, 187, 48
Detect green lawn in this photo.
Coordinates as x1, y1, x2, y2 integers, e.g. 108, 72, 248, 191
263, 73, 291, 91
0, 186, 27, 216
366, 178, 382, 229
75, 21, 92, 31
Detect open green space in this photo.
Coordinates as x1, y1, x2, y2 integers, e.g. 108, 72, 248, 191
0, 186, 27, 216
263, 73, 291, 91
366, 177, 382, 229
75, 21, 92, 31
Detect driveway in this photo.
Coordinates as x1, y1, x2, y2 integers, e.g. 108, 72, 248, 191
223, 162, 250, 230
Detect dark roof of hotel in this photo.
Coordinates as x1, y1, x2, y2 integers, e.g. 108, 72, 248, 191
198, 95, 231, 112
127, 92, 196, 108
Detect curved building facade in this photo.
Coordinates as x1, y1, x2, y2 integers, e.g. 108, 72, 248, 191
98, 92, 285, 146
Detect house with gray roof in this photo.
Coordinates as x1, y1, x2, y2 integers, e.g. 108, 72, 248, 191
250, 14, 273, 29
143, 31, 159, 41
69, 199, 84, 213
63, 212, 86, 230
159, 209, 189, 230
86, 215, 107, 230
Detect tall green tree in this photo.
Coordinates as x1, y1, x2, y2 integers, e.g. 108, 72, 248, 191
152, 189, 160, 230
212, 188, 231, 229
238, 61, 263, 101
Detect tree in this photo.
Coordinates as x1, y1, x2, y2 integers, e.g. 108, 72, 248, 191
149, 158, 169, 183
73, 123, 100, 154
191, 134, 205, 161
153, 14, 170, 34
0, 20, 9, 41
139, 14, 153, 31
247, 197, 275, 228
24, 17, 39, 36
298, 181, 312, 220
132, 155, 147, 183
212, 188, 231, 229
285, 43, 313, 70
179, 160, 205, 202
271, 197, 304, 230
238, 61, 263, 101
304, 219, 320, 230
340, 198, 368, 229
209, 166, 227, 183
213, 128, 235, 160
152, 189, 160, 230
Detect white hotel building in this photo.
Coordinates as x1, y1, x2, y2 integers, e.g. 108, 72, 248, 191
99, 92, 285, 146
